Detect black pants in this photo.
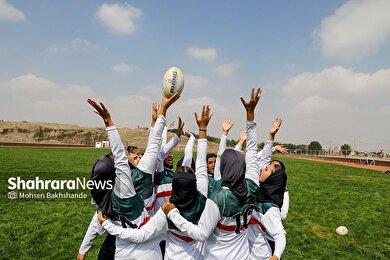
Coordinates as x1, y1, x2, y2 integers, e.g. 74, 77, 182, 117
98, 234, 116, 260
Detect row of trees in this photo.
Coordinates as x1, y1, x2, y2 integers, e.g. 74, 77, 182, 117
169, 129, 357, 156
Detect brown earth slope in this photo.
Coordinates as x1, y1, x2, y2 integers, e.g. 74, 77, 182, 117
0, 120, 220, 152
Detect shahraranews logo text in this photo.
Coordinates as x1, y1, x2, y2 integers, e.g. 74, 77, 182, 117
8, 177, 113, 190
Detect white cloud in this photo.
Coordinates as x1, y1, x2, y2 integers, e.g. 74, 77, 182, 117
0, 74, 95, 124
112, 63, 135, 73
273, 66, 390, 152
314, 0, 390, 60
184, 74, 210, 89
187, 47, 217, 61
97, 3, 142, 35
0, 0, 25, 22
109, 95, 154, 127
0, 74, 238, 138
283, 66, 390, 101
294, 95, 351, 114
215, 61, 241, 78
48, 38, 107, 54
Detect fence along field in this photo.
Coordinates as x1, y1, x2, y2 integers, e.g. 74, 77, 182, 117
0, 147, 388, 259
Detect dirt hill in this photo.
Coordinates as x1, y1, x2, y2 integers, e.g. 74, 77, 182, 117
0, 120, 220, 152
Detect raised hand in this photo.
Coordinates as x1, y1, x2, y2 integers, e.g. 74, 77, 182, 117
274, 144, 288, 155
240, 88, 262, 120
222, 118, 234, 136
87, 98, 113, 127
240, 127, 247, 142
270, 117, 283, 135
195, 105, 212, 139
195, 105, 212, 129
159, 92, 180, 117
236, 128, 247, 148
176, 117, 185, 137
151, 102, 160, 127
185, 130, 194, 138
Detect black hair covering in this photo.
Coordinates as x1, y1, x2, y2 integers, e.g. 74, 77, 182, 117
176, 156, 196, 172
170, 167, 197, 211
256, 168, 287, 208
220, 149, 247, 202
90, 154, 116, 217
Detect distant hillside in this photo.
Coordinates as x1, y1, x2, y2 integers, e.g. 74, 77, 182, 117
0, 120, 220, 152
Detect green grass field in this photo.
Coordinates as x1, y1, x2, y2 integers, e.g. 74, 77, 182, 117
0, 147, 389, 259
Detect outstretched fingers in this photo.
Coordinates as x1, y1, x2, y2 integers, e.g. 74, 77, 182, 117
275, 117, 283, 128
87, 98, 103, 115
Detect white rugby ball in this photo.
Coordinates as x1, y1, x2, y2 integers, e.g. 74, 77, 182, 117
162, 67, 184, 98
335, 226, 348, 236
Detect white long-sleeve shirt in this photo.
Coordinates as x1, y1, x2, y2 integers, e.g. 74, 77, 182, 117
150, 129, 180, 216
103, 138, 208, 260
78, 212, 99, 256
249, 136, 287, 260
248, 208, 286, 260
281, 191, 289, 221
104, 115, 166, 260
213, 134, 228, 181
152, 127, 181, 216
182, 135, 195, 168
258, 140, 274, 170
166, 121, 259, 260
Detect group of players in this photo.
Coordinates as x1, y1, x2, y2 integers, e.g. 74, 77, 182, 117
77, 88, 289, 260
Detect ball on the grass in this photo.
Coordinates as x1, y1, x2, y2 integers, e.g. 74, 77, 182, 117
335, 226, 348, 236
162, 67, 184, 98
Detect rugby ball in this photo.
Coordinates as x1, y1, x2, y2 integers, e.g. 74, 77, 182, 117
335, 226, 348, 236
162, 67, 184, 98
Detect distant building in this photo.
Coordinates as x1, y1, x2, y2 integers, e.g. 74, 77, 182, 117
95, 141, 110, 148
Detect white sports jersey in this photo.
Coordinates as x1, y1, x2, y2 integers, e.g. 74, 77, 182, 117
167, 121, 260, 260
248, 138, 287, 260
103, 137, 208, 260
248, 207, 286, 259
152, 129, 181, 216
103, 115, 167, 259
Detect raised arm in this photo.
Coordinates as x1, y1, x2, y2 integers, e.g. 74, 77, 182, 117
194, 105, 212, 197
137, 93, 180, 175
182, 130, 196, 168
156, 118, 183, 172
87, 99, 136, 198
147, 102, 160, 148
234, 128, 246, 152
258, 118, 283, 170
214, 119, 234, 181
240, 88, 262, 184
160, 117, 184, 159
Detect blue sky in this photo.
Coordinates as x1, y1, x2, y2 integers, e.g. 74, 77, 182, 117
0, 0, 389, 153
